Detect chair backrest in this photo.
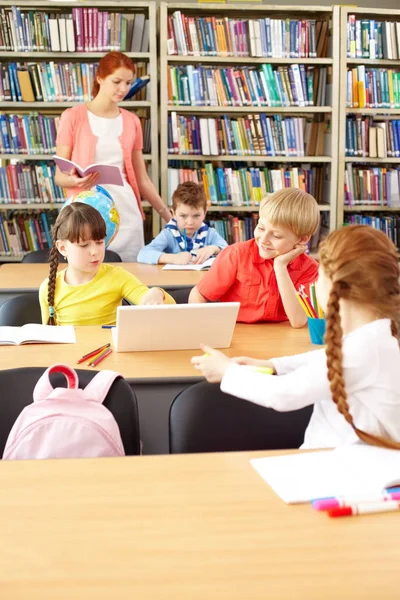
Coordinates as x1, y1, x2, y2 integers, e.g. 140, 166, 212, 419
22, 249, 122, 263
169, 381, 313, 453
0, 367, 141, 456
0, 294, 42, 326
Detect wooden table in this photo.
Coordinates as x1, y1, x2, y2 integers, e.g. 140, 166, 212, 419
1, 450, 398, 600
0, 263, 204, 304
0, 323, 314, 455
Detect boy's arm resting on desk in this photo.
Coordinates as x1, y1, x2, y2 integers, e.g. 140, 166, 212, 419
189, 245, 238, 303
221, 352, 328, 411
137, 230, 173, 265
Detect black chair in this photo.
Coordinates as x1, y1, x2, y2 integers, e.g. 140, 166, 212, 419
0, 293, 42, 326
167, 287, 192, 304
22, 249, 122, 263
0, 367, 141, 457
169, 381, 313, 453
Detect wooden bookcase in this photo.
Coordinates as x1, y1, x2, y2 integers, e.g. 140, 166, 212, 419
337, 6, 400, 234
0, 0, 159, 262
159, 2, 340, 248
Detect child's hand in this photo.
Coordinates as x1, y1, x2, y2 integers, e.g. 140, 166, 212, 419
231, 357, 275, 371
140, 287, 165, 305
191, 344, 230, 383
172, 252, 193, 265
192, 246, 217, 265
274, 244, 308, 268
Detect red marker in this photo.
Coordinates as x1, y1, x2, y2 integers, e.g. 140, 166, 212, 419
329, 500, 400, 518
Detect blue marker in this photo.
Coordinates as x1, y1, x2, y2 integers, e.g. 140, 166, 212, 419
102, 325, 115, 329
183, 227, 187, 251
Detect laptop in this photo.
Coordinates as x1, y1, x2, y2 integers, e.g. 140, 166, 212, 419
112, 302, 240, 352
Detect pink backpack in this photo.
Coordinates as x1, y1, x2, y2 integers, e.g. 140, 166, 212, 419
3, 364, 125, 460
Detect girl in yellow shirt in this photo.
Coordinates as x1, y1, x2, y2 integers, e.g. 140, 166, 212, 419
39, 202, 175, 326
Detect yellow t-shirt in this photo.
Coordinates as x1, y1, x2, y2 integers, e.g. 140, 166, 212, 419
39, 263, 175, 326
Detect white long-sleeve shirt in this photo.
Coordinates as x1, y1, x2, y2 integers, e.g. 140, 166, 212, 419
221, 319, 400, 449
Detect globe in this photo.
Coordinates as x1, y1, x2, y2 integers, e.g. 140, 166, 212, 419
62, 185, 120, 247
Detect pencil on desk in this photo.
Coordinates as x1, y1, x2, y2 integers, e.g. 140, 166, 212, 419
90, 348, 113, 368
296, 293, 313, 318
77, 343, 110, 364
87, 346, 111, 366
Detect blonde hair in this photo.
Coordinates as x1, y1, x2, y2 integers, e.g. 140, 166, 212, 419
319, 224, 400, 449
260, 188, 320, 237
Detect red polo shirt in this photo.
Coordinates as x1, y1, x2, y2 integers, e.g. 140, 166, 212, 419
197, 239, 319, 323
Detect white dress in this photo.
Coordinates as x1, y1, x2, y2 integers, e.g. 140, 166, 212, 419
87, 111, 144, 262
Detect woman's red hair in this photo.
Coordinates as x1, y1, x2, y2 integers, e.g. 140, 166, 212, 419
92, 51, 135, 98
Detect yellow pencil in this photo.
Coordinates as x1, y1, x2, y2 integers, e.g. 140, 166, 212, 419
297, 293, 312, 318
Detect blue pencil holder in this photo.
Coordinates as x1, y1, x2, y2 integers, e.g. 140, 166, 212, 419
307, 317, 326, 345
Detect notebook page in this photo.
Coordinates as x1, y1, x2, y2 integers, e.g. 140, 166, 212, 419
251, 444, 400, 504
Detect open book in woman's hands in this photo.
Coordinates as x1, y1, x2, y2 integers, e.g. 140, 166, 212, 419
54, 156, 124, 187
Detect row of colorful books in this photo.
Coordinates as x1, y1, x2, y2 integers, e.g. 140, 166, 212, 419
168, 113, 329, 158
167, 163, 326, 206
347, 16, 400, 60
0, 210, 58, 256
0, 7, 149, 53
167, 64, 331, 108
207, 212, 327, 250
0, 61, 150, 104
346, 67, 400, 109
168, 11, 330, 58
345, 117, 400, 158
344, 164, 400, 207
344, 214, 400, 249
0, 113, 151, 155
0, 163, 67, 204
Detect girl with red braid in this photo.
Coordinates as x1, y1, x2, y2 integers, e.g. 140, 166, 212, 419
55, 51, 172, 261
192, 225, 400, 449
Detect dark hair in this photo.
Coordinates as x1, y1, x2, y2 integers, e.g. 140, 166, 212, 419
92, 51, 135, 98
319, 224, 400, 449
47, 203, 106, 325
172, 182, 207, 211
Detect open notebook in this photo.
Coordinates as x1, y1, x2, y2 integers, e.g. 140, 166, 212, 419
0, 324, 76, 346
251, 444, 400, 504
162, 257, 215, 271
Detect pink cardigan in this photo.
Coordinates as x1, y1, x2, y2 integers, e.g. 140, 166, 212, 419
56, 104, 145, 219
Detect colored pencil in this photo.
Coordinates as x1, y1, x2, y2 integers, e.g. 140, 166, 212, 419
77, 343, 110, 364
87, 346, 111, 366
297, 293, 313, 318
90, 348, 113, 367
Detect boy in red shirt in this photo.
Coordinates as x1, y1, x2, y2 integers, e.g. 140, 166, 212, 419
188, 188, 320, 327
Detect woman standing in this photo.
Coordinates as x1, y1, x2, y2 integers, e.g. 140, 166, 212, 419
55, 52, 172, 261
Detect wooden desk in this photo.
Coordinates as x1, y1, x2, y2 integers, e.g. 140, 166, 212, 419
0, 323, 313, 455
1, 451, 398, 599
0, 262, 204, 300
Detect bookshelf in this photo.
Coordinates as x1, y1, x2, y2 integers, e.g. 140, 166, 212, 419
0, 0, 159, 261
337, 6, 400, 246
159, 2, 340, 248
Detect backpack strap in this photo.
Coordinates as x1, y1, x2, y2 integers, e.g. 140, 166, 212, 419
33, 364, 79, 402
83, 370, 122, 404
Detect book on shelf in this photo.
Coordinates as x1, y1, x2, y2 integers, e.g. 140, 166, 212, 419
162, 257, 215, 271
0, 324, 76, 346
0, 162, 67, 204
0, 210, 58, 257
53, 156, 124, 187
167, 64, 331, 108
167, 163, 326, 206
345, 117, 400, 158
347, 15, 400, 60
345, 214, 400, 248
168, 113, 329, 158
167, 11, 331, 58
346, 67, 400, 110
344, 164, 400, 208
0, 7, 149, 53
